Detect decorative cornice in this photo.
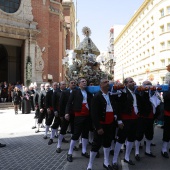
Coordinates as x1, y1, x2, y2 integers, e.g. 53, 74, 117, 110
0, 24, 40, 39
49, 5, 63, 17
114, 0, 150, 43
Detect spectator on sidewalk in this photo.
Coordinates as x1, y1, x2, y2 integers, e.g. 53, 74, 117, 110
12, 87, 22, 114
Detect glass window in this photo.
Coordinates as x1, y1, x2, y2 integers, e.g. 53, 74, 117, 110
167, 23, 170, 31
167, 41, 170, 48
167, 6, 170, 14
160, 25, 164, 33
161, 59, 165, 67
160, 42, 165, 50
0, 0, 20, 13
160, 9, 164, 17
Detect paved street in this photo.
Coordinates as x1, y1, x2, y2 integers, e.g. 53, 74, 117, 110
0, 107, 170, 170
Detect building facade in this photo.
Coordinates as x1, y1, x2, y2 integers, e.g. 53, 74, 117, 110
114, 0, 170, 84
0, 0, 76, 85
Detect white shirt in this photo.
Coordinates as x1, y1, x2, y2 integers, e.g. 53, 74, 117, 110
102, 91, 113, 112
128, 88, 138, 114
81, 90, 87, 103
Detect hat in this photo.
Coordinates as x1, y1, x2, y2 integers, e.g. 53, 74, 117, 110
166, 64, 170, 67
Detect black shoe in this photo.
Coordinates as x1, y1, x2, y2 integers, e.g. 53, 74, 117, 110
67, 154, 73, 162
73, 146, 79, 151
124, 159, 135, 165
110, 149, 114, 155
32, 126, 36, 129
62, 138, 69, 143
56, 148, 61, 153
145, 152, 156, 157
0, 143, 6, 148
87, 169, 92, 170
135, 154, 140, 161
43, 136, 48, 139
161, 151, 169, 158
35, 130, 40, 133
151, 143, 156, 146
112, 163, 119, 170
96, 151, 100, 158
48, 139, 53, 145
103, 163, 113, 170
79, 143, 82, 148
55, 135, 58, 138
81, 152, 90, 158
139, 144, 143, 149
120, 149, 123, 153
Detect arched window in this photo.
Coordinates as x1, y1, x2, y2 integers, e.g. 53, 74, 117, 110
0, 0, 21, 13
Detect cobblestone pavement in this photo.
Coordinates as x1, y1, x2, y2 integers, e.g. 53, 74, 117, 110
1, 108, 170, 170
0, 109, 69, 170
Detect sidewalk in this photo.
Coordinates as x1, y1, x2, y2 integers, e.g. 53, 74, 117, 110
0, 109, 68, 170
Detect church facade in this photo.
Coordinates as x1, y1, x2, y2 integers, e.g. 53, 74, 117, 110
0, 0, 76, 85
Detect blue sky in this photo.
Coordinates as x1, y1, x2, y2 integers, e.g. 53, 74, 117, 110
76, 0, 144, 51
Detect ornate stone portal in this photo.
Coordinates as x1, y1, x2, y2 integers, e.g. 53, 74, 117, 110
0, 0, 43, 85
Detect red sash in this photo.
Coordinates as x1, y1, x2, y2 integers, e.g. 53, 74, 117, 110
74, 103, 89, 116
121, 108, 138, 120
100, 112, 114, 124
164, 110, 170, 117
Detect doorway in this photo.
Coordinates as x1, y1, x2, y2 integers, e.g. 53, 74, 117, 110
0, 43, 23, 84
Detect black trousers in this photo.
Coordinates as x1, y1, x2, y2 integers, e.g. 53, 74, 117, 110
60, 114, 74, 135
91, 123, 115, 152
45, 111, 54, 126
117, 119, 138, 144
51, 116, 61, 129
163, 116, 170, 142
38, 109, 46, 124
71, 116, 90, 140
136, 117, 154, 141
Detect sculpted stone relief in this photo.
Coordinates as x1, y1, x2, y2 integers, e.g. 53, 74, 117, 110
35, 45, 44, 71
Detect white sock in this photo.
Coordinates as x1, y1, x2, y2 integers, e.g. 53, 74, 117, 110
55, 128, 58, 136
37, 123, 40, 131
89, 131, 94, 143
145, 139, 151, 153
112, 142, 122, 164
87, 151, 97, 169
125, 141, 133, 161
41, 120, 44, 127
162, 141, 168, 153
57, 134, 64, 148
44, 125, 49, 136
135, 140, 140, 155
110, 140, 115, 150
103, 147, 110, 166
35, 119, 37, 127
82, 138, 88, 154
68, 140, 77, 154
50, 129, 56, 139
79, 136, 82, 144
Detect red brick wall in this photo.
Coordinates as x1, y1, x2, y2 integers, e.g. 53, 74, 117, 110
32, 0, 74, 83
